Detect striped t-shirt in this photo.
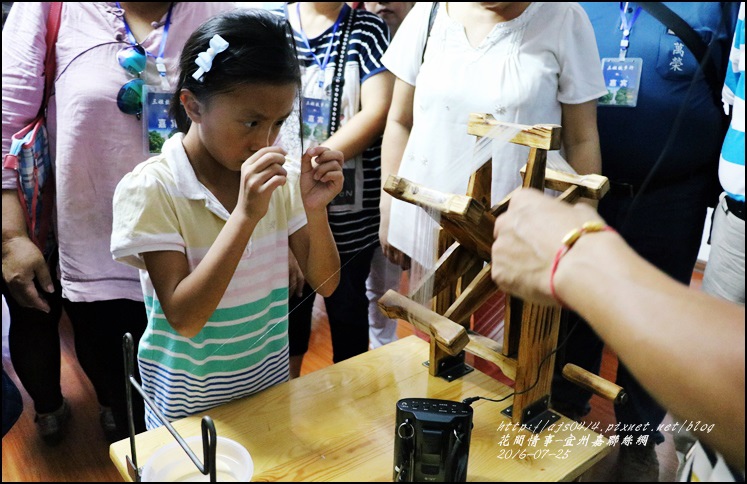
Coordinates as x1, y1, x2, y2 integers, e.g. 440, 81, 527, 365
111, 134, 306, 429
720, 2, 745, 202
278, 4, 390, 254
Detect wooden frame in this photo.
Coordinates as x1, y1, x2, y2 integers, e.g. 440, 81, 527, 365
378, 114, 623, 426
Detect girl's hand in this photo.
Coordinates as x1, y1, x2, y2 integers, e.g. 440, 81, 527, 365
238, 146, 288, 221
299, 146, 343, 211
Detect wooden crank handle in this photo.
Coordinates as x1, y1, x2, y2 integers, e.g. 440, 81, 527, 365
562, 363, 628, 406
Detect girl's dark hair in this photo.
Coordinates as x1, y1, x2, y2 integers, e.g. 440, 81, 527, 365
170, 8, 301, 133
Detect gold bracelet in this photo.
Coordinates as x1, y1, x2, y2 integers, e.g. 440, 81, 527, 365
560, 221, 610, 249
551, 221, 615, 305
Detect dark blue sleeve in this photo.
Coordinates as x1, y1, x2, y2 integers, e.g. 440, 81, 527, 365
350, 10, 390, 83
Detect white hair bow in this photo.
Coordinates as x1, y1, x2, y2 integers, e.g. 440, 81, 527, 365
192, 34, 230, 81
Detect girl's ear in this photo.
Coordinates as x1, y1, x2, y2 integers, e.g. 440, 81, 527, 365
180, 89, 203, 123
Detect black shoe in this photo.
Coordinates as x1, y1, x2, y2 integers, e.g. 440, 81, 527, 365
35, 399, 71, 446
616, 439, 659, 482
99, 405, 125, 442
550, 400, 586, 422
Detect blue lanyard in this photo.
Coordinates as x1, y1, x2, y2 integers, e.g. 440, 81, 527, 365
116, 2, 174, 86
294, 3, 346, 75
618, 2, 642, 59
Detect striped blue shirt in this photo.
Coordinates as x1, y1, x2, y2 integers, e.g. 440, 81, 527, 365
277, 5, 390, 254
720, 3, 745, 202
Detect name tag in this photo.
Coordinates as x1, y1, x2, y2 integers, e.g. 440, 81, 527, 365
143, 87, 177, 155
301, 97, 331, 143
599, 57, 643, 108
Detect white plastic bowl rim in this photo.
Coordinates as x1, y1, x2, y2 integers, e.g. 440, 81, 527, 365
140, 435, 253, 482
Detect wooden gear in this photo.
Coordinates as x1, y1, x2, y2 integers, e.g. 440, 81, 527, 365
378, 113, 626, 429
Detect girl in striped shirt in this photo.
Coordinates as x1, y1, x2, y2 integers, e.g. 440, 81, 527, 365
111, 9, 343, 428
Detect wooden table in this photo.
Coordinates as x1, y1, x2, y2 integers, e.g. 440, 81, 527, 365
110, 336, 610, 481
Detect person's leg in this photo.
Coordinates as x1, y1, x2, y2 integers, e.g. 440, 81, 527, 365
549, 190, 630, 419
104, 299, 148, 439
609, 179, 709, 481
4, 276, 63, 414
2, 367, 23, 437
288, 283, 315, 378
366, 246, 401, 349
550, 311, 604, 419
702, 195, 745, 303
326, 245, 376, 363
63, 298, 147, 441
612, 179, 708, 433
2, 251, 67, 444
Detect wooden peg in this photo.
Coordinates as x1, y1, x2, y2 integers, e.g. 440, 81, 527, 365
562, 364, 628, 405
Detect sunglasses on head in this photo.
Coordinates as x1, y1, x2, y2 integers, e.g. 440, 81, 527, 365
116, 43, 146, 118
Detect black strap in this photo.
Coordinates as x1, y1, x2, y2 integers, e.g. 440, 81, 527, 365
636, 2, 723, 108
39, 2, 63, 117
421, 2, 440, 64
328, 7, 355, 136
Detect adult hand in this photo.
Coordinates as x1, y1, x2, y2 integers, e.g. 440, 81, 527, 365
490, 188, 603, 305
2, 236, 54, 312
238, 146, 288, 221
378, 196, 410, 270
299, 146, 344, 211
379, 221, 410, 270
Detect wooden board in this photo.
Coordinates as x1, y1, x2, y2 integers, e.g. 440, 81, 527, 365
467, 113, 562, 150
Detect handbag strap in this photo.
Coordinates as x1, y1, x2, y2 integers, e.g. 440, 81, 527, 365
636, 2, 723, 108
328, 6, 355, 136
40, 2, 63, 115
421, 2, 440, 64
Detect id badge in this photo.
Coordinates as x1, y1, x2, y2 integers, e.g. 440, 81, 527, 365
142, 86, 177, 156
599, 57, 643, 107
301, 97, 331, 143
298, 65, 363, 212
328, 155, 364, 213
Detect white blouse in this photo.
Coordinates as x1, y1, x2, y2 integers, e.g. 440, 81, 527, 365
382, 2, 606, 264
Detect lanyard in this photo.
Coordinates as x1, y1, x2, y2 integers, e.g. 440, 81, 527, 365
294, 3, 346, 81
618, 2, 642, 59
116, 2, 174, 88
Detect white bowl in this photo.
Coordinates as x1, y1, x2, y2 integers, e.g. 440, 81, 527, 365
141, 435, 253, 482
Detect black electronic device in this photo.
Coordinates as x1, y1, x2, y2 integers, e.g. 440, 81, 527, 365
393, 398, 473, 482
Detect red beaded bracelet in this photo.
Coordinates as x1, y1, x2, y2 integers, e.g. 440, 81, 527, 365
550, 221, 616, 306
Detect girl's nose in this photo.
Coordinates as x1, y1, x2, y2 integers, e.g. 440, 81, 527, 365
248, 128, 274, 152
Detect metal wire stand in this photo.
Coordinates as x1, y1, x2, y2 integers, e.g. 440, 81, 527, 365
122, 332, 218, 482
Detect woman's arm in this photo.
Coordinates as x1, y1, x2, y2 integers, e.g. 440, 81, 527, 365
2, 190, 54, 312
321, 70, 394, 159
560, 99, 602, 177
491, 189, 746, 470
560, 230, 745, 471
2, 2, 48, 157
2, 3, 54, 311
379, 77, 415, 268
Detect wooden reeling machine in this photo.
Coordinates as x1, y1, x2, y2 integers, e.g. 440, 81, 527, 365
377, 113, 627, 431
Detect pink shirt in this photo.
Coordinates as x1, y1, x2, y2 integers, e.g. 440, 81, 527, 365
2, 2, 234, 302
